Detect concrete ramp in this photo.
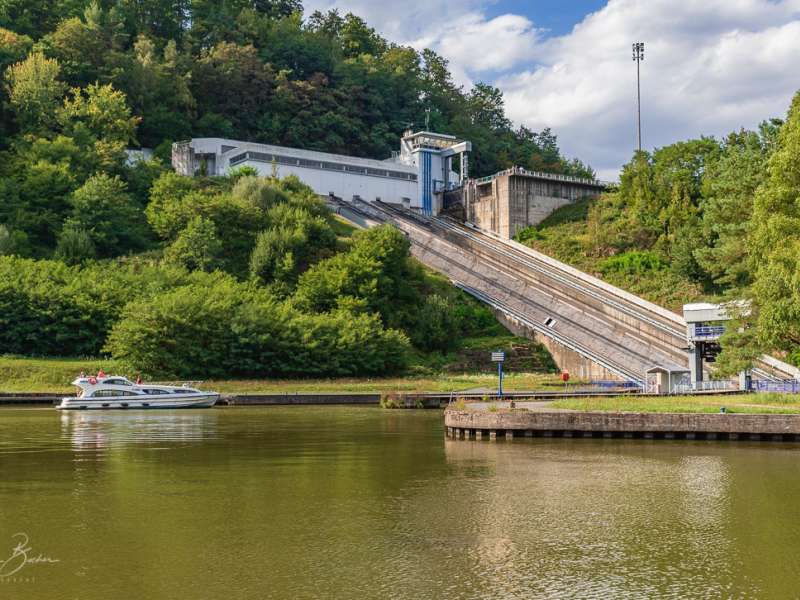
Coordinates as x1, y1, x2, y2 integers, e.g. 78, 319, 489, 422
333, 198, 798, 383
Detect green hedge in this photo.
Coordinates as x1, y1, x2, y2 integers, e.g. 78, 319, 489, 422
105, 279, 409, 378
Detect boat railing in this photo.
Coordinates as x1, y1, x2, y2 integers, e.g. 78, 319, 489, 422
148, 380, 205, 388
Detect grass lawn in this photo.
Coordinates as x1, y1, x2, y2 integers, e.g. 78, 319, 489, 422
547, 394, 800, 414
517, 199, 711, 312
0, 354, 562, 394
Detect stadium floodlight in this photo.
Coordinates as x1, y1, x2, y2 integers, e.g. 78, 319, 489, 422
632, 42, 644, 152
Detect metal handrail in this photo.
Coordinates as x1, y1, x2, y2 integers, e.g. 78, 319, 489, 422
754, 379, 800, 393
471, 166, 610, 187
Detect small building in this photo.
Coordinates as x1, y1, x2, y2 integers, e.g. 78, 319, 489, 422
171, 130, 471, 216
683, 301, 751, 385
462, 167, 607, 238
645, 365, 691, 395
125, 147, 154, 165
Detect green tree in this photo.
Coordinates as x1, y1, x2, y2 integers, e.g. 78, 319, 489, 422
68, 173, 150, 257
4, 52, 66, 132
164, 216, 222, 272
249, 204, 335, 285
748, 92, 800, 361
191, 42, 275, 140
695, 123, 780, 289
294, 224, 421, 329
58, 82, 139, 159
40, 14, 106, 87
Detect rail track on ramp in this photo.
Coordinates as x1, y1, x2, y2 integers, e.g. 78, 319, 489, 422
331, 197, 798, 383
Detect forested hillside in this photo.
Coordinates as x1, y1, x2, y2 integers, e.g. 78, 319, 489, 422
0, 0, 590, 260
518, 92, 800, 371
0, 1, 574, 378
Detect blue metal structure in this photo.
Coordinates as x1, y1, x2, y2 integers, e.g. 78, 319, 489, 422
692, 325, 725, 339
754, 379, 800, 393
420, 150, 432, 215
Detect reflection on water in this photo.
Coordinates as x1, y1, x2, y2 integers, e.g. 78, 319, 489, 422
1, 407, 799, 599
60, 410, 218, 450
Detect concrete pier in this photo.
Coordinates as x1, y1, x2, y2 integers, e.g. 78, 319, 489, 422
444, 408, 800, 442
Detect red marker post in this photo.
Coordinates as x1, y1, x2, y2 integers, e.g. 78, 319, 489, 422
561, 370, 570, 392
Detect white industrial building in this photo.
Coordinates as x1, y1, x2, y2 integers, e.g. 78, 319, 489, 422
172, 131, 471, 215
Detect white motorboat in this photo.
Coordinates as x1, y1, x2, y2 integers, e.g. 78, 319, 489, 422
57, 375, 219, 410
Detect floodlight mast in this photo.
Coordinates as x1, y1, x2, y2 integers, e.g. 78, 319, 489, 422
632, 42, 644, 152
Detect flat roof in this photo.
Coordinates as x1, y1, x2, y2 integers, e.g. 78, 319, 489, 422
683, 303, 721, 311
212, 139, 417, 173
403, 130, 458, 141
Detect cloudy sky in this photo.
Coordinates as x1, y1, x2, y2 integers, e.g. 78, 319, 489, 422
304, 0, 800, 180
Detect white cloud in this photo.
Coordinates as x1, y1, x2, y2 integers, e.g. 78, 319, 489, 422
302, 0, 537, 84
301, 0, 485, 43
416, 13, 540, 84
304, 0, 800, 180
500, 0, 800, 179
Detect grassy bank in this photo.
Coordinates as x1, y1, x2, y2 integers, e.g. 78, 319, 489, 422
548, 394, 800, 414
517, 199, 710, 311
0, 353, 562, 394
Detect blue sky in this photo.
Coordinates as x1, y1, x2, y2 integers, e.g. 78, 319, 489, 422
305, 1, 800, 180
486, 1, 608, 36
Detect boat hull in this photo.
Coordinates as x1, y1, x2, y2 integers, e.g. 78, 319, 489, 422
56, 394, 219, 410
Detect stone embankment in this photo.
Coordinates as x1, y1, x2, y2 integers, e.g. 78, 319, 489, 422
0, 392, 443, 408
444, 408, 800, 442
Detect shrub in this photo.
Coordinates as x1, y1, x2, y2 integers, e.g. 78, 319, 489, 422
380, 392, 401, 409
0, 224, 30, 256
599, 250, 666, 275
0, 257, 109, 355
231, 175, 289, 211
104, 278, 243, 378
0, 255, 217, 356
515, 226, 544, 243
228, 166, 259, 180
294, 224, 416, 323
250, 205, 336, 285
54, 221, 95, 265
408, 294, 460, 352
145, 171, 200, 238
105, 278, 410, 378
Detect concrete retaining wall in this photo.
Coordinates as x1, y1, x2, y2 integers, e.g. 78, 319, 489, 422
464, 172, 604, 239
224, 393, 380, 406
0, 393, 60, 406
494, 311, 622, 381
0, 392, 443, 408
444, 408, 800, 441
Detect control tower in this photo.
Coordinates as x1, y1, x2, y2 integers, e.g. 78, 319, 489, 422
397, 131, 472, 215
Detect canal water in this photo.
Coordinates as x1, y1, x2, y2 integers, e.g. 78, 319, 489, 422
1, 406, 799, 598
